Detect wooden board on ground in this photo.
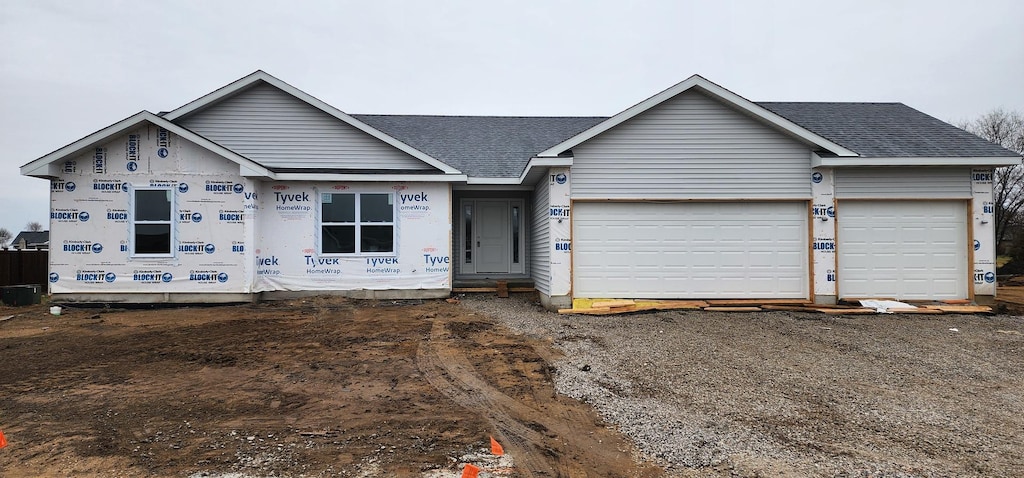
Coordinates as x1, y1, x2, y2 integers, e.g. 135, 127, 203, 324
705, 299, 811, 306
591, 300, 635, 308
760, 305, 821, 312
921, 305, 993, 313
703, 306, 762, 312
940, 299, 973, 305
651, 300, 708, 309
886, 307, 944, 314
817, 308, 876, 315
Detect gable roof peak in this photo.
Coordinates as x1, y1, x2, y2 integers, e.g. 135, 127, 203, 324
163, 70, 461, 175
536, 74, 860, 158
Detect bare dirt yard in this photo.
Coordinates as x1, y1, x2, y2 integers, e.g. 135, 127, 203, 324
1, 292, 1023, 477
0, 297, 658, 477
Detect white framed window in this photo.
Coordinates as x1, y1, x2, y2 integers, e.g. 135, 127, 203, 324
131, 187, 176, 257
320, 192, 395, 255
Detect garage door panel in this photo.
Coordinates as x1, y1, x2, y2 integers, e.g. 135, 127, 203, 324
838, 201, 967, 300
573, 202, 808, 298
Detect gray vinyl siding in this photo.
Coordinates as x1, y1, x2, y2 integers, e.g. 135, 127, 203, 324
834, 167, 972, 199
531, 180, 551, 295
571, 90, 812, 199
178, 83, 430, 170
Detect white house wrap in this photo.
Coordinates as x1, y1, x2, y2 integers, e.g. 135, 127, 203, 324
253, 182, 451, 292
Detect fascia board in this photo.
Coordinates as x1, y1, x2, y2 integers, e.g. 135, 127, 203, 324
813, 156, 1024, 167
517, 156, 574, 183
465, 177, 524, 185
20, 111, 272, 179
536, 75, 859, 158
270, 173, 468, 183
164, 71, 463, 176
21, 110, 151, 177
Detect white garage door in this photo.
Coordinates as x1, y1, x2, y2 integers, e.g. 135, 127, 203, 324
838, 200, 967, 300
573, 202, 808, 298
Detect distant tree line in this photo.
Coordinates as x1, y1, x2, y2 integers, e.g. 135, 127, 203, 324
959, 109, 1024, 272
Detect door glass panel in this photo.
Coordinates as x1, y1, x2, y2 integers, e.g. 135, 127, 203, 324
464, 204, 472, 264
512, 206, 520, 264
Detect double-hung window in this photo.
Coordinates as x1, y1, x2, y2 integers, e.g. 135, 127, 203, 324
132, 187, 175, 257
321, 192, 395, 255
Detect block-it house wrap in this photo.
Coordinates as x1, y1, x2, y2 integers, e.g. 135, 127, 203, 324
47, 126, 255, 293
811, 168, 837, 298
253, 182, 451, 292
548, 167, 572, 297
971, 168, 996, 296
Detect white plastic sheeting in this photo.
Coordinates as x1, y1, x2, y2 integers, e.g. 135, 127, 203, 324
253, 182, 451, 292
48, 126, 256, 294
48, 125, 453, 296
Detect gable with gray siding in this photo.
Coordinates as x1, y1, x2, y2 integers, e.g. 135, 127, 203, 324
570, 90, 814, 199
177, 82, 433, 171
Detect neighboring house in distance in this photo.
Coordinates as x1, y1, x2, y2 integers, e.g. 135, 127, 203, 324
20, 71, 1022, 307
10, 231, 49, 251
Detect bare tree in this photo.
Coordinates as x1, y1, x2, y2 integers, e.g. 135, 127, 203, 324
25, 221, 44, 232
958, 109, 1024, 249
0, 228, 11, 248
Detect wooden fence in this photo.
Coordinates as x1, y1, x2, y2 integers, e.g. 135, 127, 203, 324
0, 250, 48, 288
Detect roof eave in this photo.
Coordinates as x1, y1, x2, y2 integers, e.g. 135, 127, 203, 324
162, 71, 463, 176
813, 155, 1023, 167
269, 173, 468, 183
19, 111, 273, 179
535, 75, 859, 158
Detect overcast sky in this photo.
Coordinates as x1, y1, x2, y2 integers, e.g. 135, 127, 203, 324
1, 0, 1022, 236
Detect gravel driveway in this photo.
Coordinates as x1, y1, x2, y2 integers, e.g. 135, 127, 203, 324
462, 294, 1024, 477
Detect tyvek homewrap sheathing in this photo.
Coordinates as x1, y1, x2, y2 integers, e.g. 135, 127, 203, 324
253, 182, 451, 292
48, 126, 256, 293
971, 168, 996, 296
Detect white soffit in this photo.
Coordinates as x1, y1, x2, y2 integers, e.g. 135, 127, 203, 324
813, 154, 1023, 167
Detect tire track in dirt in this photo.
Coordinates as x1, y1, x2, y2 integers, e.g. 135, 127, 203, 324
416, 319, 661, 477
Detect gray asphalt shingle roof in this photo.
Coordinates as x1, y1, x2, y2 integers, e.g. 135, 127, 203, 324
353, 103, 1017, 178
11, 231, 48, 247
353, 115, 606, 178
757, 102, 1017, 158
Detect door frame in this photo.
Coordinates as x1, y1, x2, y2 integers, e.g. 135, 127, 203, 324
458, 198, 526, 275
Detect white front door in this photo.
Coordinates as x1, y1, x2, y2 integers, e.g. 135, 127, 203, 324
460, 199, 525, 275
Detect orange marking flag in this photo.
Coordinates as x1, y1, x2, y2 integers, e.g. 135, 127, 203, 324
461, 463, 480, 478
0, 430, 7, 449
490, 435, 504, 456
